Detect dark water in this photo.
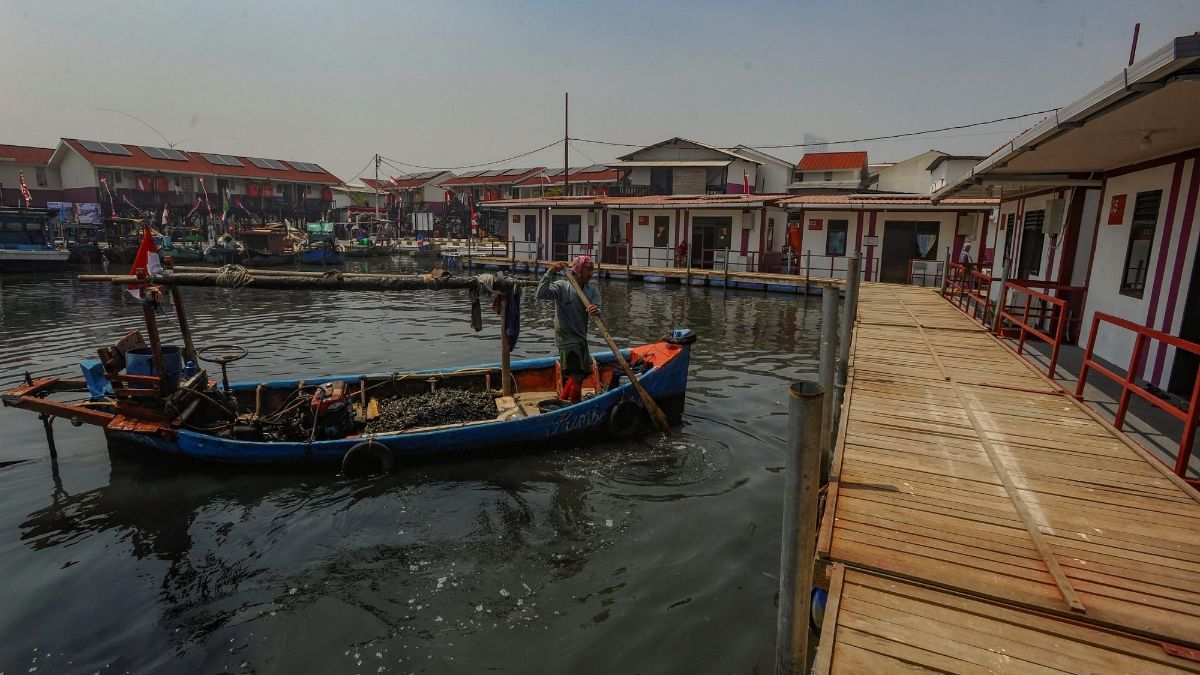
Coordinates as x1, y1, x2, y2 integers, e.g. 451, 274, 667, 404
0, 258, 823, 674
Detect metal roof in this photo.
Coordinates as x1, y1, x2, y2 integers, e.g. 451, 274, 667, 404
608, 160, 732, 168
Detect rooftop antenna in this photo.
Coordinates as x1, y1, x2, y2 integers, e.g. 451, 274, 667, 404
95, 108, 177, 148
1128, 22, 1141, 66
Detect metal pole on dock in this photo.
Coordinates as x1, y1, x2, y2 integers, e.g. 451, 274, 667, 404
776, 378, 825, 675
804, 250, 811, 297
818, 286, 839, 476
833, 254, 860, 427
991, 255, 1009, 333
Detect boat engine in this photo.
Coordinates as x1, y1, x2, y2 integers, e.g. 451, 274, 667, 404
306, 381, 355, 439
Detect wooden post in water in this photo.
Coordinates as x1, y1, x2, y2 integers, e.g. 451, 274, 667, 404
776, 378, 825, 675
141, 291, 167, 394
804, 249, 811, 297
500, 298, 512, 397
169, 286, 197, 364
818, 286, 839, 477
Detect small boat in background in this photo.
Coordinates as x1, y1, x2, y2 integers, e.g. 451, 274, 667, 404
59, 223, 105, 264
0, 207, 71, 273
243, 228, 296, 267
204, 234, 246, 264
301, 222, 345, 264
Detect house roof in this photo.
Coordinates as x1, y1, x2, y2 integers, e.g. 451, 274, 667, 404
796, 151, 869, 171
0, 144, 55, 166
482, 193, 789, 209
362, 171, 451, 191
780, 194, 997, 210
616, 137, 760, 164
935, 34, 1200, 200
926, 154, 986, 172
728, 145, 794, 167
440, 167, 543, 187
513, 166, 622, 187
53, 139, 342, 184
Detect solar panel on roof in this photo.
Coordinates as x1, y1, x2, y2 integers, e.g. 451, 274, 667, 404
502, 168, 529, 176
79, 140, 132, 156
199, 152, 244, 167
289, 161, 323, 173
139, 146, 187, 161
248, 157, 286, 170
480, 169, 504, 177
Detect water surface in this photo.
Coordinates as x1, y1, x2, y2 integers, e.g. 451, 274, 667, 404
0, 258, 823, 673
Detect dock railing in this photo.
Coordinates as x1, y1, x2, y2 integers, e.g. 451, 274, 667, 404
1076, 312, 1200, 480
998, 281, 1069, 379
943, 262, 997, 326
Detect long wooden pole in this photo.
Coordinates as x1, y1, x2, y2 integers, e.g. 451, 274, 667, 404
563, 270, 671, 434
500, 298, 512, 397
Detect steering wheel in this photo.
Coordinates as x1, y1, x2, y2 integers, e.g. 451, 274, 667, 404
197, 345, 247, 392
197, 344, 248, 365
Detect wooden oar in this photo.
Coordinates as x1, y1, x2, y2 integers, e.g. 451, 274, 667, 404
563, 270, 671, 434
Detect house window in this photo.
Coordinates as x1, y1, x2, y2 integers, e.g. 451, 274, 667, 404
610, 215, 622, 244
826, 220, 848, 256
653, 216, 670, 247
1120, 190, 1163, 298
823, 171, 833, 182
35, 168, 47, 187
793, 171, 804, 183
524, 215, 536, 241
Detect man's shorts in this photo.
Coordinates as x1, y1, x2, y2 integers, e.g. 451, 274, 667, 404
559, 343, 591, 377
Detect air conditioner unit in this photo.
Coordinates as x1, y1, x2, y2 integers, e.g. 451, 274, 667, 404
956, 213, 979, 237
1045, 197, 1067, 237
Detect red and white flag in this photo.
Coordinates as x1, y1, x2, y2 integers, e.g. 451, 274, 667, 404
199, 177, 212, 216
161, 202, 169, 227
470, 202, 478, 236
743, 168, 750, 195
19, 171, 33, 206
126, 225, 162, 301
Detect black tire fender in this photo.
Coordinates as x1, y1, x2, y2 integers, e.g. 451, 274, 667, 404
341, 439, 394, 477
607, 399, 642, 438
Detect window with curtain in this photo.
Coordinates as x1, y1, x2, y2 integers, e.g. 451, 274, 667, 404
1120, 190, 1162, 298
826, 220, 848, 256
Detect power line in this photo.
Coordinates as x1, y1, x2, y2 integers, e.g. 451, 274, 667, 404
379, 140, 563, 172
568, 107, 1059, 151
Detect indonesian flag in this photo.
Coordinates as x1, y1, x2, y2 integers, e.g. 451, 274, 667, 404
444, 190, 453, 205
470, 202, 478, 236
126, 224, 162, 300
19, 171, 33, 206
743, 168, 750, 195
161, 202, 169, 227
199, 177, 212, 216
186, 197, 202, 218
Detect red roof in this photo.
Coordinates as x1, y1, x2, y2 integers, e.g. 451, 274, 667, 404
796, 151, 868, 171
363, 173, 449, 191
60, 139, 341, 184
513, 168, 622, 188
441, 168, 543, 187
0, 144, 54, 165
779, 194, 997, 207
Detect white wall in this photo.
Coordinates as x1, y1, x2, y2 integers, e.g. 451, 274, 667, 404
0, 162, 61, 191
874, 151, 942, 194
58, 150, 97, 189
1080, 158, 1199, 385
930, 159, 981, 193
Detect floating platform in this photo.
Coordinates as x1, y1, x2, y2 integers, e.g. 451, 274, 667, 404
465, 256, 840, 294
816, 284, 1200, 671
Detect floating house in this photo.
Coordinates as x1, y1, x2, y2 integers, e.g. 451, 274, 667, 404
934, 32, 1200, 398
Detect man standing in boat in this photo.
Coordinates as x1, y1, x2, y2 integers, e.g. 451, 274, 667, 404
537, 255, 600, 404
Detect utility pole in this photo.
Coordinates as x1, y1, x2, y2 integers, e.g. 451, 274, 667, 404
564, 92, 569, 198
374, 153, 381, 229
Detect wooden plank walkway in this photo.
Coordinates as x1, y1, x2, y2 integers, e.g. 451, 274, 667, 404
465, 256, 841, 291
817, 284, 1200, 671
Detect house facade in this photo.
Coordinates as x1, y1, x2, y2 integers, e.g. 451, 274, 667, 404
48, 139, 340, 226
934, 32, 1200, 398
0, 144, 60, 207
788, 151, 869, 193
608, 138, 762, 196
512, 166, 623, 199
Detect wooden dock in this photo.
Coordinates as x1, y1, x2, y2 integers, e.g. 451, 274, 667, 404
464, 255, 841, 293
814, 284, 1200, 673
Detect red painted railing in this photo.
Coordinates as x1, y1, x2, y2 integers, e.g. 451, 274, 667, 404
1076, 312, 1200, 478
999, 281, 1069, 378
942, 262, 996, 326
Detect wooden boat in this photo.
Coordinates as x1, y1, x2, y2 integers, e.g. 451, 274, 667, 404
204, 234, 246, 264
1, 265, 693, 472
0, 207, 71, 272
298, 241, 344, 264
243, 228, 297, 266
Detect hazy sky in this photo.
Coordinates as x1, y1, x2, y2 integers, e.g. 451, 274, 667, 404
3, 1, 1197, 181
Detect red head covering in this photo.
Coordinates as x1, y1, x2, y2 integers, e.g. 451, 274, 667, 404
572, 254, 593, 276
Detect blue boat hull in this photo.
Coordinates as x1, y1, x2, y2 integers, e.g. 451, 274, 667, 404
103, 336, 693, 467
298, 249, 345, 264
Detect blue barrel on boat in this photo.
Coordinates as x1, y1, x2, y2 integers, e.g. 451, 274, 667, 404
126, 345, 183, 389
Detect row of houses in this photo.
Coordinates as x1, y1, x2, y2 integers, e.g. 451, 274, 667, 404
0, 139, 341, 224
